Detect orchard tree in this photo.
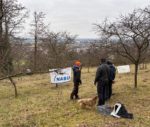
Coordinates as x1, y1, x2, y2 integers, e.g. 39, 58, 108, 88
30, 11, 47, 71
0, 0, 27, 97
40, 31, 76, 68
95, 7, 150, 88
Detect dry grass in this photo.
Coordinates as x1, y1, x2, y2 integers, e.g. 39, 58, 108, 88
0, 65, 150, 127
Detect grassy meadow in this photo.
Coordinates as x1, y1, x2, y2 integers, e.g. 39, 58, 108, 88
0, 65, 150, 127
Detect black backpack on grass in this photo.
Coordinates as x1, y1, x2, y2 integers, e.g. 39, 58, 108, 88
111, 103, 133, 119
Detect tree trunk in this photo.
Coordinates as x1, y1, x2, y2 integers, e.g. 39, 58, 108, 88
34, 34, 37, 72
0, 0, 2, 37
9, 77, 18, 97
134, 63, 138, 88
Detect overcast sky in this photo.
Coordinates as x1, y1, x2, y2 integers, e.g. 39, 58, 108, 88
18, 0, 150, 38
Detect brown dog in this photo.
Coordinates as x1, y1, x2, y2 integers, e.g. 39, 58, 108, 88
77, 96, 98, 109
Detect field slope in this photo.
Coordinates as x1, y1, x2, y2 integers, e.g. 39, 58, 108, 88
0, 66, 150, 127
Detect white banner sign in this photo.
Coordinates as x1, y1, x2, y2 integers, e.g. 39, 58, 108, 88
117, 65, 130, 74
49, 67, 71, 84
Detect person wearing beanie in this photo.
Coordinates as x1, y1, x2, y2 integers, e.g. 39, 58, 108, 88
70, 60, 82, 100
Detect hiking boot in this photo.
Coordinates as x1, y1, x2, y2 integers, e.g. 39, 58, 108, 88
70, 94, 74, 100
75, 96, 80, 100
75, 95, 80, 99
70, 97, 74, 100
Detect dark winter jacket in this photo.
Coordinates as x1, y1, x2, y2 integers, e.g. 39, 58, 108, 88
94, 63, 110, 84
73, 66, 82, 84
109, 65, 116, 81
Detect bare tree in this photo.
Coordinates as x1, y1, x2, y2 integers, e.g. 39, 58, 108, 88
95, 8, 150, 88
30, 11, 47, 72
0, 0, 27, 97
0, 0, 2, 35
0, 0, 3, 77
84, 42, 99, 72
11, 38, 30, 72
40, 32, 76, 68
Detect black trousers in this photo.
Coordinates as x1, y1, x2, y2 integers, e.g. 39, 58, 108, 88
105, 83, 109, 100
97, 80, 108, 106
108, 80, 113, 99
70, 82, 79, 99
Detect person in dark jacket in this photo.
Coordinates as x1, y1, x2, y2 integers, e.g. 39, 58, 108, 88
107, 61, 116, 99
70, 61, 82, 100
94, 58, 110, 107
